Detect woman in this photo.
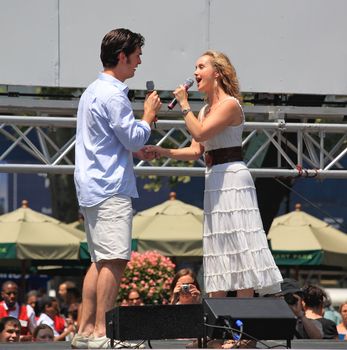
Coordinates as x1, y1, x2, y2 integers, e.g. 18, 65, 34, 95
146, 51, 282, 298
169, 268, 201, 304
337, 301, 347, 340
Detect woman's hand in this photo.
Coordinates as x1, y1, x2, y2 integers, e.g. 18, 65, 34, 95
143, 145, 166, 158
188, 284, 201, 303
173, 281, 182, 295
173, 85, 189, 108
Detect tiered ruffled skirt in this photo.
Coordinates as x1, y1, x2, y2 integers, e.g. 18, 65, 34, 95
203, 162, 282, 295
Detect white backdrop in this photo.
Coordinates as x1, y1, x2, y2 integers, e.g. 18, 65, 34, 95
1, 0, 346, 94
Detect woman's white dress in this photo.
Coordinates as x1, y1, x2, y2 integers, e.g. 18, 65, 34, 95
201, 97, 282, 295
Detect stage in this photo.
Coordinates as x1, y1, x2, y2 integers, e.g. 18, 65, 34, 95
1, 339, 346, 349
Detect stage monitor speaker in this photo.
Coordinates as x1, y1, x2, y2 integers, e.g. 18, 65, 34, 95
203, 298, 296, 341
106, 304, 204, 341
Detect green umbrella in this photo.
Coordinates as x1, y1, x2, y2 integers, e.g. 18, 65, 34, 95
0, 200, 85, 260
132, 192, 203, 256
268, 204, 347, 267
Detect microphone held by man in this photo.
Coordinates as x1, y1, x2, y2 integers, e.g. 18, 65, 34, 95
146, 80, 158, 128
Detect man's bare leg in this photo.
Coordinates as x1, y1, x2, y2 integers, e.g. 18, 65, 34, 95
78, 263, 98, 337
93, 259, 127, 338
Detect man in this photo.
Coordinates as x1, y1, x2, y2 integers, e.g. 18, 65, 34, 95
302, 284, 338, 339
72, 28, 161, 349
277, 278, 323, 339
0, 316, 21, 343
0, 281, 36, 338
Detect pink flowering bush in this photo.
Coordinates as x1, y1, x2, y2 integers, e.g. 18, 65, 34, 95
118, 251, 176, 305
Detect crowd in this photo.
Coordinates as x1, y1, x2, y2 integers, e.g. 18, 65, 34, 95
1, 272, 346, 345
0, 279, 80, 343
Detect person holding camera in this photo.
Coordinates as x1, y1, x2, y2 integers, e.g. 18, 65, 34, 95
276, 279, 323, 339
169, 269, 201, 305
302, 284, 338, 339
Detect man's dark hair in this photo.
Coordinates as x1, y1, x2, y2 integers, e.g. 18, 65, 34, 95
303, 284, 325, 308
100, 28, 144, 68
0, 316, 21, 332
37, 296, 56, 314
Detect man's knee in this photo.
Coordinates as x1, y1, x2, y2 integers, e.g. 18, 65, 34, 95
97, 258, 128, 270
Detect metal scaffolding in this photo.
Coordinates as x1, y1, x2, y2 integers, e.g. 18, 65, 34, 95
0, 98, 346, 179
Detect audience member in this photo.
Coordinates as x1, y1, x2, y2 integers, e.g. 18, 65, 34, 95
303, 284, 338, 339
274, 279, 323, 339
337, 301, 347, 340
37, 296, 74, 341
169, 268, 201, 305
58, 280, 76, 317
127, 289, 144, 306
26, 290, 39, 318
323, 293, 342, 325
32, 324, 54, 342
66, 302, 80, 338
0, 280, 36, 337
0, 316, 21, 343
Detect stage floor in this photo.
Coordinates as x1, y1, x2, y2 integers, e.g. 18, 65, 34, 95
1, 339, 346, 349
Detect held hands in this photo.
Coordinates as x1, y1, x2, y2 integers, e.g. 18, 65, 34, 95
143, 91, 161, 125
134, 147, 157, 161
143, 145, 166, 159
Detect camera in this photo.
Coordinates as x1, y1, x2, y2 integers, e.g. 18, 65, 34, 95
284, 293, 298, 305
181, 284, 190, 293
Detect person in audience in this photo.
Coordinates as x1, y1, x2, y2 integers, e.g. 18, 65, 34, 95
0, 280, 36, 338
32, 324, 54, 342
303, 284, 338, 339
169, 268, 201, 305
26, 290, 39, 319
37, 296, 74, 341
273, 278, 323, 340
67, 302, 80, 337
127, 289, 144, 306
0, 316, 21, 343
323, 293, 342, 325
58, 280, 77, 317
337, 301, 347, 340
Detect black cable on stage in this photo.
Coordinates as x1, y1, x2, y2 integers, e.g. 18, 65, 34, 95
147, 339, 152, 349
204, 322, 289, 349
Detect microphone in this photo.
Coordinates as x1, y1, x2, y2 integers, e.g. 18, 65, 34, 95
146, 80, 155, 94
167, 78, 194, 110
146, 80, 157, 128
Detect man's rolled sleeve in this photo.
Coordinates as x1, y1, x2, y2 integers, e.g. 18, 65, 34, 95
108, 95, 151, 151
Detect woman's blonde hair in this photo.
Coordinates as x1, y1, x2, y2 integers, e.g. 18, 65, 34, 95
202, 50, 242, 102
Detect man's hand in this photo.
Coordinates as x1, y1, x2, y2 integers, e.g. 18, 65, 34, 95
133, 148, 156, 161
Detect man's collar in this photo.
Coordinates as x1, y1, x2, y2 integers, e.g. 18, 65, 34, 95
98, 72, 129, 94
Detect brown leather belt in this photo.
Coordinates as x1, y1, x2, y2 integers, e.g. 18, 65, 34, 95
205, 146, 243, 167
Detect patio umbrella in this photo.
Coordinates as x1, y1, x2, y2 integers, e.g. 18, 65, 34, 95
268, 203, 347, 267
132, 192, 203, 256
0, 200, 85, 261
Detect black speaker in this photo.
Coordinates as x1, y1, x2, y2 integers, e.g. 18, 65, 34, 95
106, 304, 204, 341
203, 298, 296, 341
